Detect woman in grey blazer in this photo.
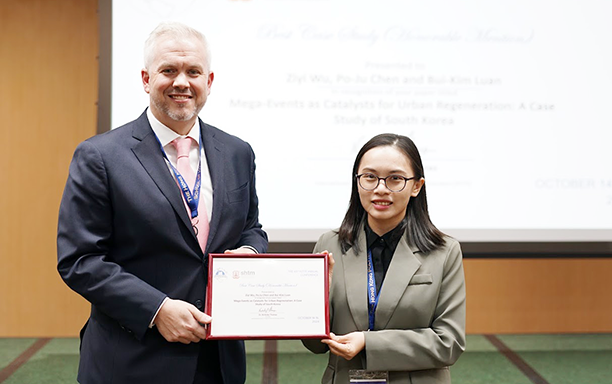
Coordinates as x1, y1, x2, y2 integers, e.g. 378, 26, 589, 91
303, 133, 466, 384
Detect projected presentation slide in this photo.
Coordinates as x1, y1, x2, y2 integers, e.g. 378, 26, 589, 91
109, 0, 612, 242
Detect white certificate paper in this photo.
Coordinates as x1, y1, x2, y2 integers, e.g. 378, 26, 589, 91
205, 254, 330, 339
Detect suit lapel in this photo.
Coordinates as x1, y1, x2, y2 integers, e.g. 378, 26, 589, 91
200, 121, 225, 254
342, 232, 369, 331
375, 236, 421, 329
130, 112, 197, 242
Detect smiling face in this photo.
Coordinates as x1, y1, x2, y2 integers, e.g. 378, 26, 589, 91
141, 36, 214, 135
357, 145, 424, 236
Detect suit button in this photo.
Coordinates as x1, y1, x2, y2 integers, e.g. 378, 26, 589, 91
195, 300, 203, 309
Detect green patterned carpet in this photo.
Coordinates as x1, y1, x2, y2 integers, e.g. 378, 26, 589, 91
1, 334, 611, 384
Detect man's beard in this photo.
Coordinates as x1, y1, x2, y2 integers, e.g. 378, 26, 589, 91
153, 97, 201, 122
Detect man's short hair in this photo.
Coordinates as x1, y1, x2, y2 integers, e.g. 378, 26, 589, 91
143, 22, 212, 71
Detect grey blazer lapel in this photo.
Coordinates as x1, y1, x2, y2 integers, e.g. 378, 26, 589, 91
343, 231, 369, 331
130, 114, 197, 239
375, 236, 421, 329
200, 121, 225, 253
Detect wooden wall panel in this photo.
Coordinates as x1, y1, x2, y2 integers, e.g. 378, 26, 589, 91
0, 0, 98, 337
464, 258, 612, 334
0, 0, 611, 337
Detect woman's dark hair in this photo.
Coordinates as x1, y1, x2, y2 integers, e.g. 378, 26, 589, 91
337, 133, 446, 253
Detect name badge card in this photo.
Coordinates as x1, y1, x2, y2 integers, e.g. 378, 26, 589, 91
205, 253, 330, 340
349, 370, 389, 383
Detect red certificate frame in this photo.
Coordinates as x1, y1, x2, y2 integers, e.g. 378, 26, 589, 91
205, 253, 330, 340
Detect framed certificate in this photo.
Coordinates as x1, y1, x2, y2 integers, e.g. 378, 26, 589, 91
205, 253, 330, 340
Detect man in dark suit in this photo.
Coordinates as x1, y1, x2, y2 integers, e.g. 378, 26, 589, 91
57, 22, 268, 384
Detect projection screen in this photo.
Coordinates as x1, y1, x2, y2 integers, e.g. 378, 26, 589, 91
100, 0, 612, 250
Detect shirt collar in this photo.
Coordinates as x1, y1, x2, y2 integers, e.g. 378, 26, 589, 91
365, 221, 405, 249
146, 108, 201, 148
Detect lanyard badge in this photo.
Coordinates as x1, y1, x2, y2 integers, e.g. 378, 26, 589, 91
367, 249, 380, 331
349, 369, 388, 383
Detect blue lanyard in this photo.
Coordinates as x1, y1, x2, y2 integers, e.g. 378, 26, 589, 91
155, 136, 202, 219
367, 249, 380, 331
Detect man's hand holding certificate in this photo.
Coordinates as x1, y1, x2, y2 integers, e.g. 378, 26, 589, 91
205, 253, 330, 339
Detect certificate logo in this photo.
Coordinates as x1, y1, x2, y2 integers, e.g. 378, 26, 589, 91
232, 270, 256, 279
214, 269, 228, 279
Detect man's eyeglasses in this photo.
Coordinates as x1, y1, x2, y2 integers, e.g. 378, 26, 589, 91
356, 173, 417, 192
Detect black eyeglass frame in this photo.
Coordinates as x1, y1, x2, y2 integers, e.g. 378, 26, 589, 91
355, 173, 417, 192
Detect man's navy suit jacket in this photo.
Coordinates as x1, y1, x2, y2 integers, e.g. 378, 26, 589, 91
57, 111, 268, 384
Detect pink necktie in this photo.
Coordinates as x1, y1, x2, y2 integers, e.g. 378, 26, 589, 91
172, 137, 209, 252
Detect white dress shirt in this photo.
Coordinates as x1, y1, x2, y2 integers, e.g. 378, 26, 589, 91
147, 108, 213, 222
